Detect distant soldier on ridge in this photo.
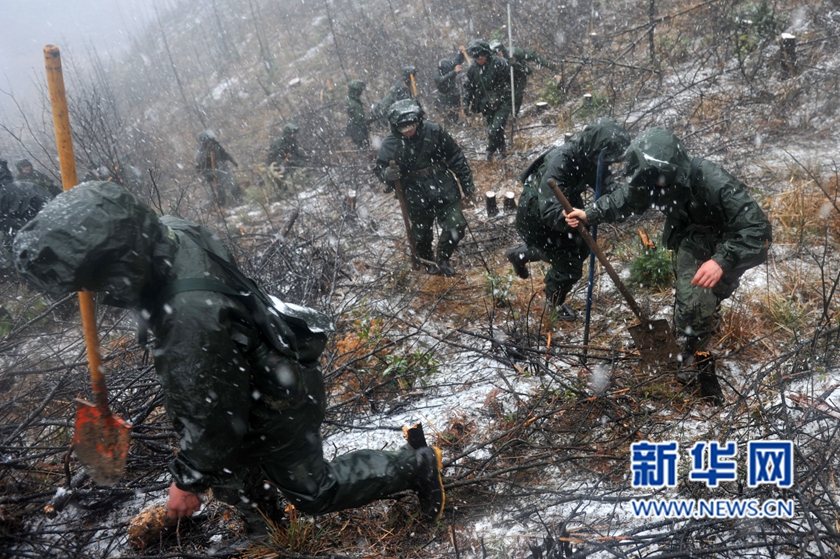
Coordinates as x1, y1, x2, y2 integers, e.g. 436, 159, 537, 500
267, 123, 309, 190
462, 40, 512, 161
15, 159, 61, 197
195, 130, 241, 207
374, 66, 418, 125
489, 40, 556, 116
345, 80, 372, 148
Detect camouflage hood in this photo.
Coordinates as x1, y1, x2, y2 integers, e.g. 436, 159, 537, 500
197, 129, 217, 143
14, 181, 175, 308
623, 127, 692, 187
576, 117, 631, 164
387, 98, 425, 134
466, 39, 491, 58
347, 79, 365, 96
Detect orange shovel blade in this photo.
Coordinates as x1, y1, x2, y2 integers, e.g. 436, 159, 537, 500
73, 398, 131, 486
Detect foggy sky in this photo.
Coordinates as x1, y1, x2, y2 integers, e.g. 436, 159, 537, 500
0, 0, 167, 117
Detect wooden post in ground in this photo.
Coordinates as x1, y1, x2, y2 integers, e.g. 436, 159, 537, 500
503, 191, 517, 213
780, 33, 797, 78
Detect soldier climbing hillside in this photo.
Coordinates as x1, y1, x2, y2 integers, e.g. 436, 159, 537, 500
374, 99, 475, 277
195, 130, 241, 207
13, 181, 447, 534
508, 118, 630, 320
462, 40, 512, 161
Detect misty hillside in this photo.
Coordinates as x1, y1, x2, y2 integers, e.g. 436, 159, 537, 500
3, 0, 840, 558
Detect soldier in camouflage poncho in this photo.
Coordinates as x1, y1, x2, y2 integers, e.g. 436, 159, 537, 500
15, 159, 61, 197
462, 40, 512, 161
375, 99, 475, 277
508, 118, 630, 320
434, 55, 465, 125
195, 130, 241, 207
489, 40, 555, 116
374, 66, 418, 126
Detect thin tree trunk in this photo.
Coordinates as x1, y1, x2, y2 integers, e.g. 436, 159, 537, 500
649, 0, 656, 64
155, 6, 206, 129
247, 0, 274, 75
211, 0, 240, 64
324, 0, 350, 84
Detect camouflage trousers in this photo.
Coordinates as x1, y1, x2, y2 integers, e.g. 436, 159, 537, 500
673, 237, 763, 351
408, 198, 467, 262
515, 194, 589, 305
203, 168, 241, 207
482, 103, 511, 154
211, 367, 418, 519
213, 443, 419, 522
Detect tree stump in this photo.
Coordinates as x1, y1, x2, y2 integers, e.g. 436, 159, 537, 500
503, 191, 517, 212
780, 33, 797, 78
485, 191, 499, 217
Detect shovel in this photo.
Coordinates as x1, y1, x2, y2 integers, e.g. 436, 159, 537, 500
547, 179, 682, 367
389, 160, 438, 270
45, 45, 131, 485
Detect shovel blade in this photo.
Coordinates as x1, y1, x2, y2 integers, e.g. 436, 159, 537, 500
73, 398, 131, 486
628, 319, 682, 367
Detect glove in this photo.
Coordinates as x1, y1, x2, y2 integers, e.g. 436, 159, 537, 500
383, 184, 395, 194
383, 165, 401, 182
268, 162, 285, 179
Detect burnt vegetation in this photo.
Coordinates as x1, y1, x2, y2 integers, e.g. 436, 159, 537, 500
3, 0, 840, 557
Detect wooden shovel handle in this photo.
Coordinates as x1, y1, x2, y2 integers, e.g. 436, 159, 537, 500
390, 160, 420, 263
546, 178, 648, 323
44, 46, 78, 191
44, 45, 109, 411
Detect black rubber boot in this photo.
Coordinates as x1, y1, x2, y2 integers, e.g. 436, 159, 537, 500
415, 446, 445, 523
228, 474, 287, 538
507, 244, 530, 279
695, 351, 724, 405
676, 351, 724, 406
403, 423, 428, 450
497, 141, 507, 160
548, 289, 576, 321
554, 303, 577, 321
436, 229, 459, 277
437, 258, 456, 277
